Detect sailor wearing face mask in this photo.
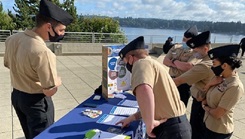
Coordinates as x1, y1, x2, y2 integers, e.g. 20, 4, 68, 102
163, 25, 201, 107
116, 36, 191, 139
173, 31, 215, 139
202, 45, 243, 139
4, 0, 73, 138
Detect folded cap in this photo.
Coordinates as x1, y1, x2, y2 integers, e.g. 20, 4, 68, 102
184, 25, 198, 38
119, 36, 145, 59
187, 31, 211, 48
208, 45, 240, 59
39, 0, 73, 26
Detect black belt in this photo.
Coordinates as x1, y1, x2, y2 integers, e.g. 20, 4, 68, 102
153, 114, 188, 135
164, 114, 187, 126
155, 115, 187, 129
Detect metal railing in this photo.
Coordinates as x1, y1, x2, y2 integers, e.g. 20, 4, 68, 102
0, 29, 242, 44
0, 30, 11, 42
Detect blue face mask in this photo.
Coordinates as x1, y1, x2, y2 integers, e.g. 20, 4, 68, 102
182, 43, 189, 50
193, 52, 203, 59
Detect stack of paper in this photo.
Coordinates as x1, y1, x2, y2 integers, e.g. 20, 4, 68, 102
110, 106, 138, 116
118, 99, 139, 108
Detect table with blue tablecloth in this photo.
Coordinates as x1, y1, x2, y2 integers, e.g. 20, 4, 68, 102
34, 93, 145, 139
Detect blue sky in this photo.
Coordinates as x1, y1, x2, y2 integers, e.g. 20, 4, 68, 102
1, 0, 245, 23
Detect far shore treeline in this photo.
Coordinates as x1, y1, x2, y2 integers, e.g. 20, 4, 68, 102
0, 0, 245, 36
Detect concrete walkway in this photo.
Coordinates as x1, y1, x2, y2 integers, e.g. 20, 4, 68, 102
0, 55, 244, 139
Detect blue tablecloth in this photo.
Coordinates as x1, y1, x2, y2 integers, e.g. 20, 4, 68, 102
34, 93, 142, 139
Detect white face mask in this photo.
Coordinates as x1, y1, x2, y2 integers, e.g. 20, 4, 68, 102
182, 43, 189, 50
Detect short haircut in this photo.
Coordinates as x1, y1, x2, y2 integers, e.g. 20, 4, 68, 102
125, 49, 149, 59
35, 13, 60, 28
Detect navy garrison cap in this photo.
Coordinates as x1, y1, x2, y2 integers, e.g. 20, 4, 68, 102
187, 31, 211, 48
184, 25, 198, 38
119, 36, 145, 59
39, 0, 73, 26
208, 45, 240, 60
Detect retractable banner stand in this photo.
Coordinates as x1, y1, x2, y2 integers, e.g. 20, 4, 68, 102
102, 45, 131, 100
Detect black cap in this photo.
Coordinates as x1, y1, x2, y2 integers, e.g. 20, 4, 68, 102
208, 45, 240, 60
186, 31, 211, 48
39, 0, 73, 26
119, 36, 145, 59
168, 36, 173, 41
184, 25, 198, 38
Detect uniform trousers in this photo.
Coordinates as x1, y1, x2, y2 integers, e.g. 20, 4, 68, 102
11, 88, 54, 139
190, 98, 205, 139
177, 83, 191, 107
203, 126, 232, 139
150, 114, 192, 139
241, 45, 245, 57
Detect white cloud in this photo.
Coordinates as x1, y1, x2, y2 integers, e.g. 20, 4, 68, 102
1, 0, 245, 23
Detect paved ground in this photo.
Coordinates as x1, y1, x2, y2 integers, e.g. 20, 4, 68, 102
0, 55, 245, 139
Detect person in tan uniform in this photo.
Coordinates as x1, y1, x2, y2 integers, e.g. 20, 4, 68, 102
4, 0, 73, 138
116, 36, 191, 139
173, 31, 214, 139
201, 45, 244, 139
163, 25, 200, 106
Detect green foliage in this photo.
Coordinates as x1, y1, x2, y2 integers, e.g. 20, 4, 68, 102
62, 0, 80, 32
79, 17, 126, 43
11, 0, 39, 30
0, 2, 15, 30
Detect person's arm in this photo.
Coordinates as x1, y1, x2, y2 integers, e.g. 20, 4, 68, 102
173, 60, 193, 71
43, 76, 62, 96
173, 76, 186, 86
202, 105, 227, 119
163, 56, 176, 67
135, 84, 165, 138
203, 85, 243, 119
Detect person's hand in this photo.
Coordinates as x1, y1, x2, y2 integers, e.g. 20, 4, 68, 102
146, 119, 167, 138
115, 116, 135, 128
203, 76, 223, 91
43, 76, 62, 97
202, 99, 207, 106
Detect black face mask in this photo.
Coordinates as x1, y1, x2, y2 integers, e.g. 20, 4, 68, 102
48, 27, 64, 42
126, 63, 133, 73
211, 65, 224, 76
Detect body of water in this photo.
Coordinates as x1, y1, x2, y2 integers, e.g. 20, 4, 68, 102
120, 27, 244, 44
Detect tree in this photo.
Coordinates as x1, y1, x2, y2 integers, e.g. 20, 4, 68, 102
79, 17, 127, 43
62, 0, 81, 32
0, 2, 15, 30
10, 0, 39, 30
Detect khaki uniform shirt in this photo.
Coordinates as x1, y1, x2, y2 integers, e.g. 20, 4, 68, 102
204, 73, 244, 134
4, 29, 58, 94
179, 55, 214, 99
131, 56, 186, 120
165, 44, 201, 77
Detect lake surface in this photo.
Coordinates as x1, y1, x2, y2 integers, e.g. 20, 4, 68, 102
120, 27, 244, 44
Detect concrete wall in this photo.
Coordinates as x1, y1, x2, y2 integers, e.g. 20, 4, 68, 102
0, 42, 233, 56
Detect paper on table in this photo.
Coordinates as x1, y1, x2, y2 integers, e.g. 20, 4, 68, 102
110, 106, 138, 116
85, 129, 130, 139
118, 99, 139, 108
96, 114, 126, 126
